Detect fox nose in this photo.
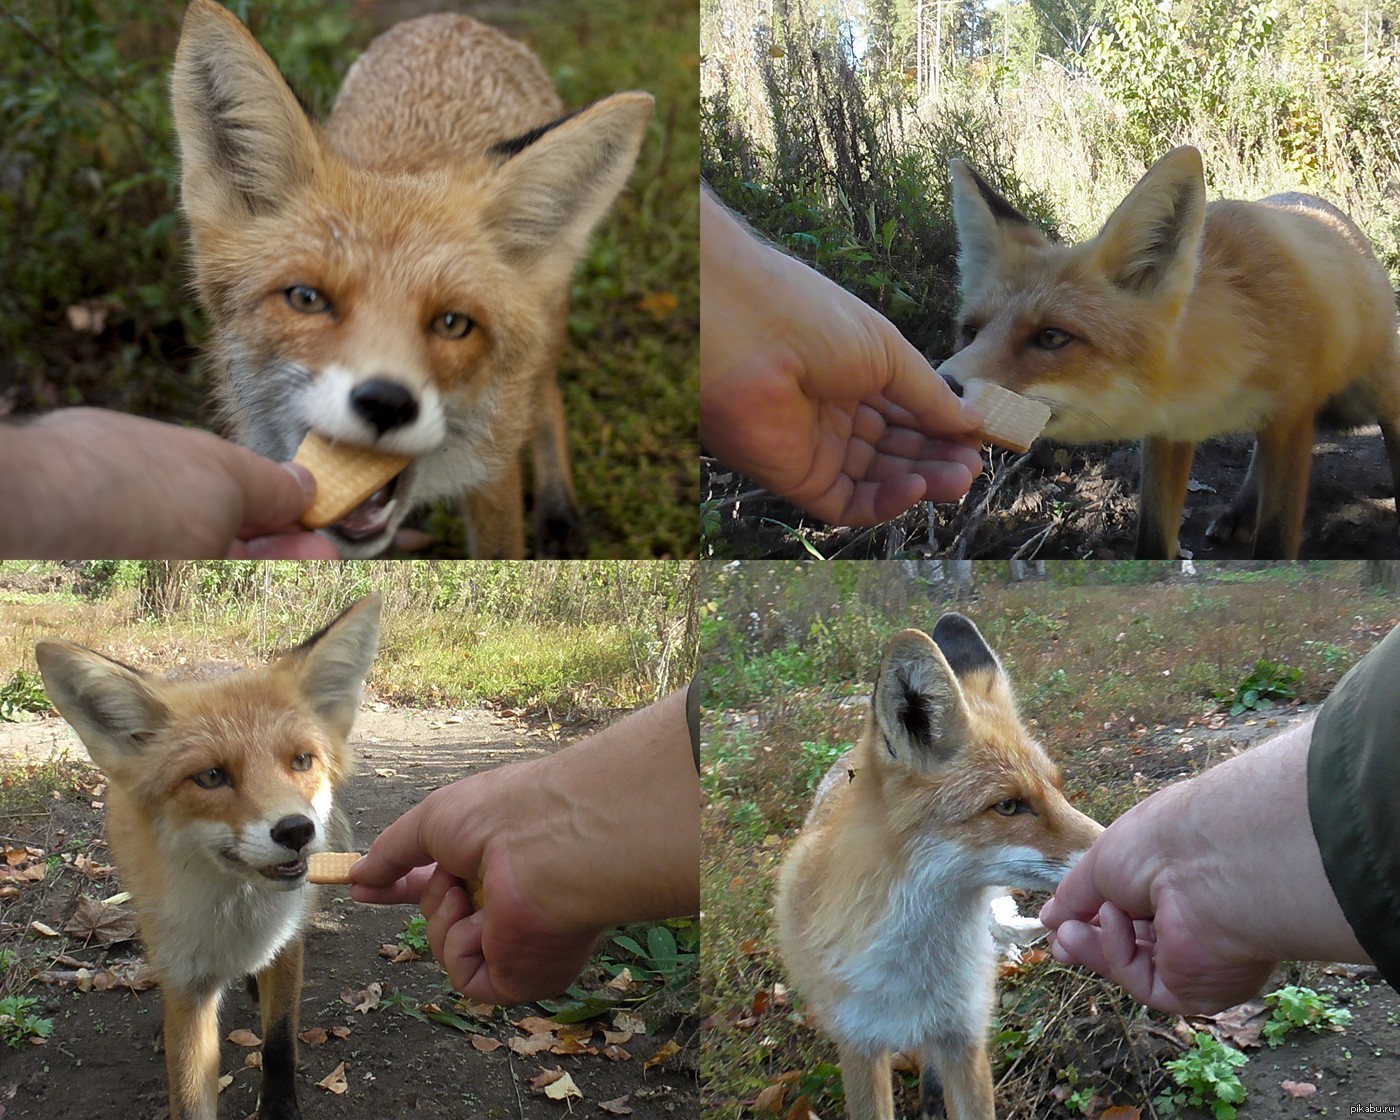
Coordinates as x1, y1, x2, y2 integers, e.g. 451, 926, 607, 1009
941, 373, 965, 397
350, 379, 420, 435
270, 814, 316, 854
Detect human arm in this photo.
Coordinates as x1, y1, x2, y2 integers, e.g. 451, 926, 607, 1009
1040, 720, 1370, 1015
0, 408, 337, 559
699, 187, 984, 526
350, 689, 700, 1005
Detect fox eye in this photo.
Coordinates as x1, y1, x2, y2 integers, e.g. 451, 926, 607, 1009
959, 323, 979, 345
285, 285, 331, 314
1034, 327, 1072, 350
431, 311, 473, 339
290, 754, 314, 772
992, 798, 1024, 816
191, 767, 230, 790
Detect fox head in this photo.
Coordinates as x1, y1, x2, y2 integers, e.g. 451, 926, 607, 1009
171, 0, 652, 555
34, 595, 381, 892
863, 613, 1102, 891
940, 147, 1206, 444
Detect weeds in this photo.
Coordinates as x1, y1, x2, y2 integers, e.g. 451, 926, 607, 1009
1263, 985, 1353, 1046
0, 994, 53, 1048
1219, 658, 1304, 715
0, 669, 48, 722
1154, 1033, 1248, 1119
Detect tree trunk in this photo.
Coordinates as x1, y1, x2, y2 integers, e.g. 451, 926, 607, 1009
1364, 560, 1400, 590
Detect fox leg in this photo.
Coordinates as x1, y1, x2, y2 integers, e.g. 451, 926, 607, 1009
918, 1059, 946, 1119
1248, 410, 1315, 558
532, 373, 585, 558
1207, 444, 1262, 545
162, 985, 222, 1120
462, 458, 527, 559
255, 937, 305, 1120
837, 1045, 894, 1120
924, 1037, 995, 1120
1135, 436, 1194, 558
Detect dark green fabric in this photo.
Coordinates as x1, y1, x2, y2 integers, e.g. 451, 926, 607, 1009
687, 676, 700, 774
1308, 622, 1400, 989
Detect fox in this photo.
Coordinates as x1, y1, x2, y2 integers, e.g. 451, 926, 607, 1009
171, 0, 653, 558
774, 614, 1103, 1120
940, 146, 1400, 559
33, 594, 381, 1120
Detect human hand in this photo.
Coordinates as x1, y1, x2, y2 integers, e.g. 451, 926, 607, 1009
1040, 723, 1366, 1014
700, 190, 983, 526
4, 408, 337, 559
348, 766, 607, 1005
350, 691, 699, 1006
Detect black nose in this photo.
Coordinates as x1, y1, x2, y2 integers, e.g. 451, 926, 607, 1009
270, 814, 316, 854
350, 379, 419, 435
941, 373, 965, 397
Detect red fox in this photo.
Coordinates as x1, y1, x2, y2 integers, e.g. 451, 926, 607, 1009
34, 595, 381, 1120
941, 146, 1400, 559
171, 0, 653, 558
774, 614, 1102, 1120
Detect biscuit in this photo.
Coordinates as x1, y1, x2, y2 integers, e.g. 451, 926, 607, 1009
962, 380, 1052, 454
306, 851, 361, 885
292, 432, 411, 529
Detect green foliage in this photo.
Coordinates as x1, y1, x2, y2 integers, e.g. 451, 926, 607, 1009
0, 0, 361, 409
1219, 657, 1303, 715
0, 669, 47, 722
539, 919, 698, 1023
798, 738, 849, 793
1263, 985, 1353, 1046
0, 994, 54, 1047
1154, 1032, 1248, 1120
397, 916, 430, 956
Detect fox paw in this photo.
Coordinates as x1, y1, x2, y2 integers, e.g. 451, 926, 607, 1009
535, 506, 586, 559
1207, 505, 1256, 544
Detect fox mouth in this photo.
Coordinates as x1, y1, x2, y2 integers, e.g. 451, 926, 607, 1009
327, 470, 405, 543
259, 857, 308, 882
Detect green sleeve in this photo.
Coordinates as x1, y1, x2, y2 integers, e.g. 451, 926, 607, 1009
1307, 622, 1400, 989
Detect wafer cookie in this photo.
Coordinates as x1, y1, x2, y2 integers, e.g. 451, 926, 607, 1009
292, 432, 411, 529
307, 851, 362, 884
962, 380, 1051, 454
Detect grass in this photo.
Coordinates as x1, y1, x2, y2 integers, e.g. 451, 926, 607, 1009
0, 560, 697, 716
700, 562, 1400, 1119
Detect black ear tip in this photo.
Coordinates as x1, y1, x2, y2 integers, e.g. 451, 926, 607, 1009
931, 613, 998, 677
931, 612, 977, 643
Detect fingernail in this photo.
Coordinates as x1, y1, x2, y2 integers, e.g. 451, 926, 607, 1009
960, 399, 984, 429
281, 461, 316, 497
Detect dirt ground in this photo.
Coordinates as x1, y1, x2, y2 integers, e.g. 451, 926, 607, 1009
0, 704, 697, 1120
703, 426, 1400, 559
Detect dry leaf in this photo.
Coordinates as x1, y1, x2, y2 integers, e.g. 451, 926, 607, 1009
551, 1035, 595, 1056
544, 1073, 583, 1102
1099, 1108, 1142, 1120
459, 1000, 496, 1020
598, 1096, 632, 1115
644, 1039, 681, 1070
317, 1062, 349, 1095
515, 1016, 558, 1035
29, 921, 59, 938
509, 1035, 556, 1057
753, 1083, 788, 1113
63, 897, 139, 946
1281, 1081, 1317, 1099
329, 1026, 351, 1040
1194, 999, 1269, 1049
299, 1027, 329, 1046
783, 1094, 816, 1120
612, 1011, 646, 1035
605, 968, 634, 992
470, 1036, 503, 1053
244, 1052, 263, 1069
227, 1028, 262, 1047
217, 1074, 234, 1093
602, 1030, 632, 1046
637, 291, 679, 318
601, 1045, 631, 1062
340, 983, 381, 1014
531, 1069, 568, 1091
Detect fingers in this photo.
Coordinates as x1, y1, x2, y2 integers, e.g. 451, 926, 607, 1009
228, 531, 340, 560
349, 797, 435, 889
349, 862, 437, 905
232, 459, 319, 537
1049, 902, 1187, 1015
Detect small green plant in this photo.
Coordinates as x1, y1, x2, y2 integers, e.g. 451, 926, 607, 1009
0, 670, 48, 722
798, 738, 849, 793
1219, 658, 1303, 715
1154, 1032, 1248, 1120
0, 948, 19, 973
1263, 985, 1352, 1046
397, 915, 430, 956
0, 994, 54, 1048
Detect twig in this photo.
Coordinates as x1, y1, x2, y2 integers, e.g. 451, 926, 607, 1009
1011, 521, 1056, 560
948, 451, 1035, 559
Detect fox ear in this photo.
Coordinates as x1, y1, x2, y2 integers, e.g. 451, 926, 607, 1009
872, 629, 969, 769
172, 0, 322, 226
931, 612, 1016, 710
949, 159, 1047, 294
33, 642, 170, 771
281, 594, 382, 740
482, 92, 653, 275
1092, 145, 1205, 299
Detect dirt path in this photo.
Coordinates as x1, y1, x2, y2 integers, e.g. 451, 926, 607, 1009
0, 703, 696, 1120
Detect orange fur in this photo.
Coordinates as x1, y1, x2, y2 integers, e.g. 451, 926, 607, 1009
943, 146, 1400, 558
775, 617, 1102, 1120
171, 0, 652, 557
35, 595, 381, 1120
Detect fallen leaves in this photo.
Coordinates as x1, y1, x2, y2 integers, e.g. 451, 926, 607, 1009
1280, 1080, 1317, 1099
63, 897, 139, 947
316, 1062, 348, 1095
341, 983, 382, 1014
226, 1028, 261, 1047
